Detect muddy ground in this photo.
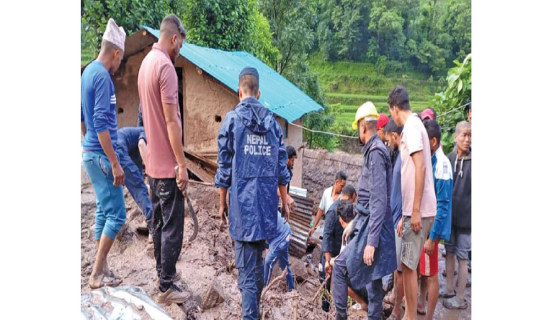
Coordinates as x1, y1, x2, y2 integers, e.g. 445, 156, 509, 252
81, 173, 471, 320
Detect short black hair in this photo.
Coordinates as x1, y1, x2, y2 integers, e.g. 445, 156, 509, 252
387, 86, 411, 110
160, 14, 187, 38
335, 171, 347, 181
423, 119, 441, 143
384, 119, 403, 135
239, 75, 259, 96
337, 200, 355, 223
341, 184, 356, 197
286, 145, 297, 159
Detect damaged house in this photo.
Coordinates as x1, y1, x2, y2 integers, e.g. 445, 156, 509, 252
82, 26, 324, 257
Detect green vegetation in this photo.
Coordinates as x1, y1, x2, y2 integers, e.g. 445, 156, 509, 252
431, 54, 471, 153
81, 0, 470, 151
307, 54, 440, 140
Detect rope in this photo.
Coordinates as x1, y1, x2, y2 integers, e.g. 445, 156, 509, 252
287, 121, 358, 139
288, 101, 471, 139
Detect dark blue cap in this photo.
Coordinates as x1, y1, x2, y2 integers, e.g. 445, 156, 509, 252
239, 67, 259, 81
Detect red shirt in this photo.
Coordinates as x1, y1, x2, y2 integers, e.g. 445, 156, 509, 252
138, 43, 180, 178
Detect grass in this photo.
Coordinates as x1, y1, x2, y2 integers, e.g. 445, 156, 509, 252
307, 53, 439, 130
81, 47, 95, 67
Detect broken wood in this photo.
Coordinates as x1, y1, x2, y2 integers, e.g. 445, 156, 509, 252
311, 274, 330, 303
261, 268, 288, 301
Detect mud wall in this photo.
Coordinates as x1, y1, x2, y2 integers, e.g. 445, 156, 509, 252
276, 118, 304, 188
181, 60, 239, 154
302, 148, 363, 211
113, 48, 151, 128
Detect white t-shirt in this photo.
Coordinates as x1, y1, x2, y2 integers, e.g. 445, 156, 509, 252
400, 113, 437, 218
319, 186, 336, 213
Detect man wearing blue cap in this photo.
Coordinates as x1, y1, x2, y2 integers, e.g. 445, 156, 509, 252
331, 101, 396, 320
215, 67, 291, 320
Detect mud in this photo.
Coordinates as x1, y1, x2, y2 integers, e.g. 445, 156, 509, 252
81, 167, 471, 320
81, 175, 332, 320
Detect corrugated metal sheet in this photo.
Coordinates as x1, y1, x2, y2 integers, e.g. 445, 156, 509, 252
142, 26, 324, 123
288, 195, 314, 258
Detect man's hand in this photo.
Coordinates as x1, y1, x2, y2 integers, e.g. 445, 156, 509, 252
138, 139, 147, 168
308, 227, 316, 238
424, 238, 436, 256
219, 201, 228, 224
281, 202, 290, 222
112, 161, 125, 186
324, 261, 332, 276
363, 245, 376, 266
343, 222, 353, 244
175, 165, 189, 191
287, 195, 295, 212
397, 217, 404, 237
411, 211, 422, 233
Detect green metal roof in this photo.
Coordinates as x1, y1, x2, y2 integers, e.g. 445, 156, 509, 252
143, 26, 323, 123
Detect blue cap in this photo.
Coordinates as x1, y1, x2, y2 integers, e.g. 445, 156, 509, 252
239, 67, 259, 81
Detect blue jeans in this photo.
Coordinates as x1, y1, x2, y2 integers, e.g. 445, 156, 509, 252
235, 240, 265, 320
82, 151, 126, 240
264, 235, 294, 291
117, 150, 152, 221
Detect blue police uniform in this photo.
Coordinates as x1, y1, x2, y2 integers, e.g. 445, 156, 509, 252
115, 126, 152, 221
332, 135, 396, 320
215, 96, 290, 320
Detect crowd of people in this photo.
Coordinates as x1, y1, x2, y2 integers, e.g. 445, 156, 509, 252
310, 90, 471, 320
81, 14, 471, 320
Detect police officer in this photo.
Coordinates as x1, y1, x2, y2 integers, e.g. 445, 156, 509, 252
215, 67, 291, 320
331, 101, 396, 320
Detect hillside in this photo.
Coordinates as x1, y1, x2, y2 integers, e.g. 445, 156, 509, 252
308, 54, 440, 129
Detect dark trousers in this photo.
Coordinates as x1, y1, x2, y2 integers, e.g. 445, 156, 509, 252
319, 253, 332, 312
235, 240, 265, 320
332, 246, 379, 320
149, 177, 184, 291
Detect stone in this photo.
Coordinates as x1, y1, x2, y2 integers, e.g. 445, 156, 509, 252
201, 281, 225, 310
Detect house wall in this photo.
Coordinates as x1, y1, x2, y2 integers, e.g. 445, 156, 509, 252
107, 38, 306, 187
276, 118, 303, 189
113, 47, 152, 128
179, 59, 239, 154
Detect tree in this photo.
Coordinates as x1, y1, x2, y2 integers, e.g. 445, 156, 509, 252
431, 53, 471, 153
258, 0, 315, 74
317, 0, 370, 61
81, 0, 180, 54
182, 0, 279, 67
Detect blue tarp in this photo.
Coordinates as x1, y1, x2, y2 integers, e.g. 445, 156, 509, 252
143, 26, 324, 123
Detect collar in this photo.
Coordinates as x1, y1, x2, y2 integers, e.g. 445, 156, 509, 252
361, 134, 379, 155
152, 43, 171, 60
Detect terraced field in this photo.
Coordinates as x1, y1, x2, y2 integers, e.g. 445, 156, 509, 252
308, 54, 440, 130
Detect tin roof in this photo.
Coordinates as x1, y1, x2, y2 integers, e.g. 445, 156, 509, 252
143, 26, 323, 123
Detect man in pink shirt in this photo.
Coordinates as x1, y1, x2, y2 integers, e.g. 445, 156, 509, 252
138, 14, 189, 305
388, 86, 437, 320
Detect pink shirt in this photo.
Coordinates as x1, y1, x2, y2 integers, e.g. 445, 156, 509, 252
138, 43, 180, 178
400, 113, 437, 217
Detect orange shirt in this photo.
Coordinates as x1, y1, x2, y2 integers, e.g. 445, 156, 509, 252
138, 43, 180, 178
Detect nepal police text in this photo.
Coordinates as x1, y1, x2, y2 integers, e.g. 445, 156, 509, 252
244, 134, 272, 156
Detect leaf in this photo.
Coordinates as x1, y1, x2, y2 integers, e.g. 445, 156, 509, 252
458, 80, 463, 92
